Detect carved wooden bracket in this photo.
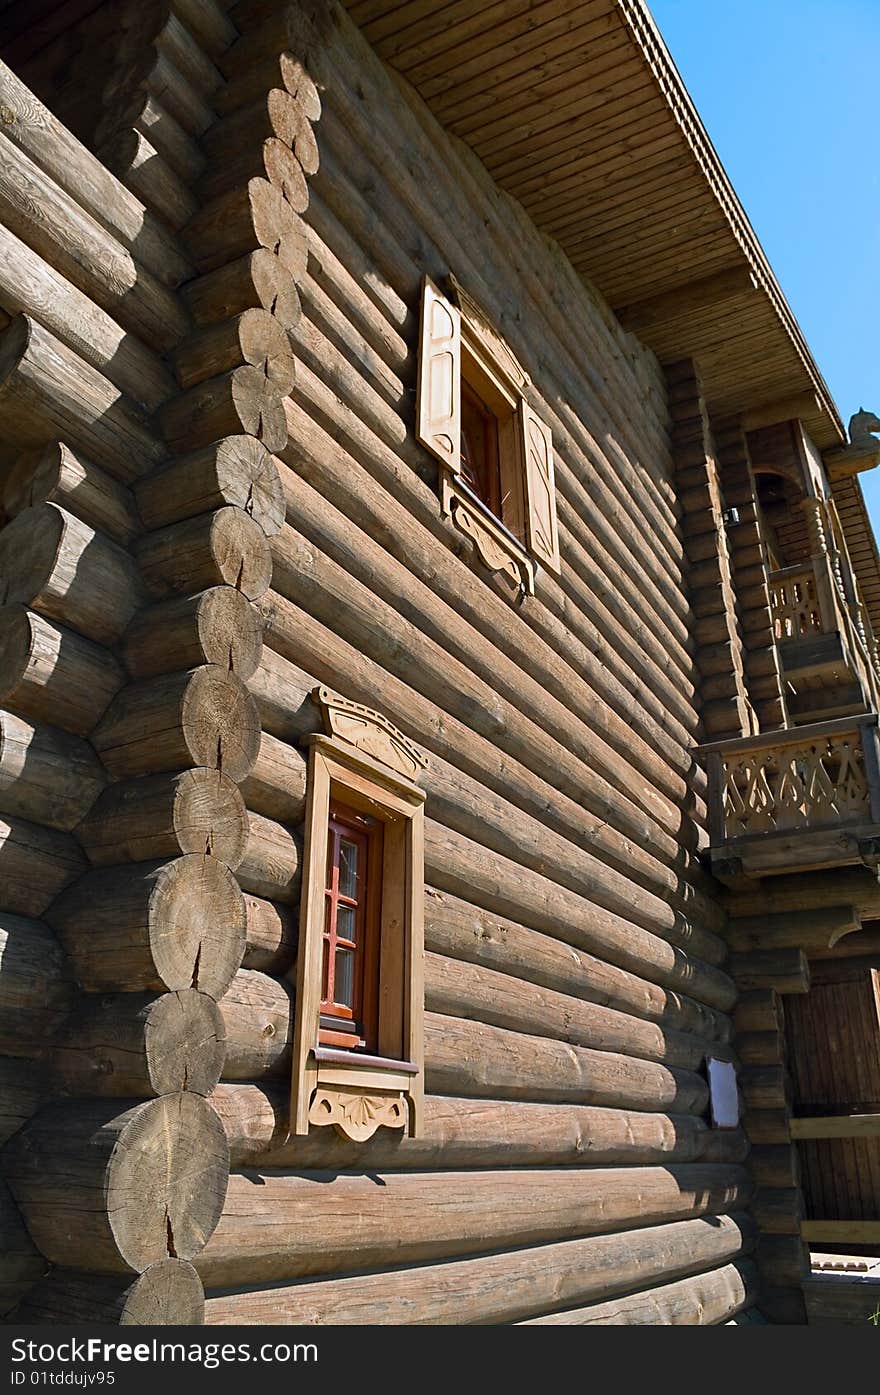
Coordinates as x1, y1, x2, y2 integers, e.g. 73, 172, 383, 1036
308, 1085, 409, 1142
441, 471, 535, 595
312, 686, 428, 782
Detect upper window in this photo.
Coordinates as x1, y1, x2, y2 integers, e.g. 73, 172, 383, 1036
319, 804, 382, 1052
416, 275, 561, 595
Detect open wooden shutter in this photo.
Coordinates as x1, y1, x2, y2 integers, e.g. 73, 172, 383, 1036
520, 401, 560, 573
416, 277, 461, 472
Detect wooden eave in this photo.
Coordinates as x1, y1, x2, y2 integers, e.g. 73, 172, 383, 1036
345, 0, 846, 452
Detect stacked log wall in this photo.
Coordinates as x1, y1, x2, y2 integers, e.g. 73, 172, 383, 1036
183, 0, 750, 1326
0, 0, 758, 1325
0, 0, 261, 1326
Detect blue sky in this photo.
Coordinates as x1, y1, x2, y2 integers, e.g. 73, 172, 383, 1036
649, 0, 880, 532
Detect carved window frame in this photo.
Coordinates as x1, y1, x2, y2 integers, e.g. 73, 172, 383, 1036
416, 274, 561, 596
289, 687, 426, 1142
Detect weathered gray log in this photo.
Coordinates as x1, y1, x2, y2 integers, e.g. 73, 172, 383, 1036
218, 970, 295, 1082
727, 906, 861, 953
520, 1260, 757, 1326
424, 888, 731, 1044
0, 710, 106, 830
728, 949, 810, 995
5, 1094, 229, 1273
239, 732, 307, 824
212, 1083, 747, 1173
77, 769, 249, 870
0, 1178, 46, 1317
0, 140, 188, 351
237, 811, 302, 904
49, 854, 246, 997
1, 443, 140, 545
204, 1213, 754, 1326
0, 1057, 46, 1148
202, 90, 319, 179
184, 177, 307, 274
0, 61, 192, 287
0, 502, 144, 645
135, 435, 285, 535
136, 506, 273, 601
748, 1145, 800, 1189
0, 316, 162, 481
53, 989, 225, 1098
0, 816, 86, 917
183, 249, 302, 332
0, 607, 123, 737
173, 309, 296, 394
0, 224, 175, 410
752, 1188, 804, 1236
242, 893, 297, 974
734, 990, 782, 1035
0, 913, 72, 1055
160, 366, 288, 455
195, 1163, 751, 1288
100, 128, 198, 231
199, 133, 310, 212
15, 1259, 205, 1325
123, 587, 263, 682
92, 665, 260, 782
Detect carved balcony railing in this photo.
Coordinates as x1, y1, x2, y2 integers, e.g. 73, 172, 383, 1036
769, 554, 880, 721
700, 715, 880, 880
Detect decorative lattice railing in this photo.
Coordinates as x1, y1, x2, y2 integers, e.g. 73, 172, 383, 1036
769, 564, 821, 641
701, 717, 880, 847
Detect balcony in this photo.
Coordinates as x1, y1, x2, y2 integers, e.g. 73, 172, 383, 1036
769, 555, 880, 722
700, 715, 880, 881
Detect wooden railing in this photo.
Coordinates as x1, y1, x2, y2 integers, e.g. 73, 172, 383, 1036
701, 716, 880, 854
769, 554, 880, 710
769, 563, 821, 641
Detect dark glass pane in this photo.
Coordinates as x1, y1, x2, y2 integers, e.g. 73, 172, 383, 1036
337, 902, 356, 945
338, 837, 359, 900
334, 948, 355, 1008
321, 938, 329, 1002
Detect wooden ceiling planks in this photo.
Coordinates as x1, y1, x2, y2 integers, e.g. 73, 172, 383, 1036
345, 0, 845, 451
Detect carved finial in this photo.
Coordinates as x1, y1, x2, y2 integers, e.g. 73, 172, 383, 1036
849, 408, 880, 446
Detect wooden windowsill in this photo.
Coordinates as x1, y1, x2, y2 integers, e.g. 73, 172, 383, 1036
312, 1046, 419, 1074
441, 469, 536, 596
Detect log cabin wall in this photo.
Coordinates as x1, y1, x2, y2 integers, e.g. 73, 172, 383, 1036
0, 0, 771, 1326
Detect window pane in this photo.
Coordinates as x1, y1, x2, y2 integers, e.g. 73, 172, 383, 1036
321, 938, 330, 1002
334, 948, 355, 1008
338, 837, 359, 899
337, 902, 356, 944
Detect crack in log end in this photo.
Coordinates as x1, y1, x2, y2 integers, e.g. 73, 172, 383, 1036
191, 941, 202, 990
165, 1208, 177, 1259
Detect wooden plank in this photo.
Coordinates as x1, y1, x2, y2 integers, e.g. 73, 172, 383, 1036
791, 1114, 880, 1140
801, 1221, 880, 1243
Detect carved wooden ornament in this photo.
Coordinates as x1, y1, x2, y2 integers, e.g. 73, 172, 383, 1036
308, 1085, 408, 1142
312, 686, 428, 782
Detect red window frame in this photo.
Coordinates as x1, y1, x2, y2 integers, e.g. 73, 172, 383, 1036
319, 803, 382, 1052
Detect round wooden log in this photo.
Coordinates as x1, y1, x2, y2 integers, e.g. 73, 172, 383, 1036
136, 506, 272, 600
172, 0, 236, 59
0, 316, 163, 483
92, 665, 260, 782
160, 365, 288, 455
1, 443, 140, 545
728, 949, 810, 995
49, 854, 246, 996
740, 1066, 790, 1111
239, 731, 307, 824
159, 13, 223, 96
15, 1259, 205, 1325
213, 1083, 746, 1173
53, 989, 226, 1098
736, 1030, 785, 1066
752, 1188, 804, 1236
0, 710, 106, 831
184, 248, 302, 332
0, 224, 175, 411
734, 990, 782, 1035
236, 810, 302, 904
185, 177, 308, 275
727, 906, 860, 953
135, 435, 285, 535
521, 1259, 757, 1326
219, 969, 295, 1081
147, 49, 215, 139
173, 310, 296, 393
77, 769, 249, 869
755, 1235, 809, 1289
100, 128, 198, 231
124, 587, 263, 682
126, 89, 206, 184
199, 135, 310, 213
0, 815, 86, 917
742, 1110, 790, 1145
5, 1093, 229, 1273
0, 61, 192, 288
216, 47, 321, 121
0, 912, 72, 1055
425, 952, 713, 1071
242, 893, 298, 974
0, 1056, 46, 1149
203, 91, 319, 178
195, 1162, 751, 1289
0, 503, 144, 645
204, 1213, 754, 1326
0, 1178, 46, 1317
748, 1145, 800, 1189
424, 889, 731, 1044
